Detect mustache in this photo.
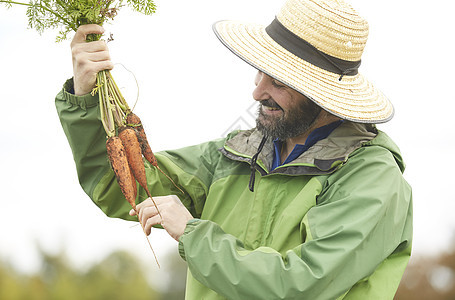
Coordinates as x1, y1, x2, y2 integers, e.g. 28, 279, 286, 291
259, 99, 282, 110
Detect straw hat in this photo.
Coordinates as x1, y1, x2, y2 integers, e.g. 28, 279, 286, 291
213, 0, 394, 123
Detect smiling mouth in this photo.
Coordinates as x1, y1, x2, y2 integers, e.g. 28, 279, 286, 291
263, 106, 281, 111
260, 102, 282, 114
260, 100, 282, 111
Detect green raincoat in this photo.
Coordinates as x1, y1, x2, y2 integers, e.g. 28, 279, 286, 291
56, 79, 412, 300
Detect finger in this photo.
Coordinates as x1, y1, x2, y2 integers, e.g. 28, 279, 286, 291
77, 40, 110, 54
73, 59, 114, 94
137, 197, 167, 211
140, 206, 159, 227
85, 50, 112, 63
72, 41, 110, 61
71, 24, 105, 46
137, 199, 154, 224
144, 215, 162, 235
136, 197, 153, 213
129, 208, 136, 216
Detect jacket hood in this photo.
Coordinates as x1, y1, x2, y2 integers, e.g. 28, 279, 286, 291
362, 130, 407, 173
221, 121, 405, 175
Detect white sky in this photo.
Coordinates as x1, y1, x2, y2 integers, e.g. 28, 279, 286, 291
0, 0, 454, 277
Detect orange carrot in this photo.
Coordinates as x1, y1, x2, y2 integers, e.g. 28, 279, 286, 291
106, 136, 137, 210
107, 134, 160, 268
118, 126, 162, 219
126, 112, 158, 166
129, 166, 138, 202
126, 112, 185, 195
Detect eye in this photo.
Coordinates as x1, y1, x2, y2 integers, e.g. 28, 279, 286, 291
272, 78, 286, 88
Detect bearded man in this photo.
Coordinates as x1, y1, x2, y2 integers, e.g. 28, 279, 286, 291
56, 0, 413, 299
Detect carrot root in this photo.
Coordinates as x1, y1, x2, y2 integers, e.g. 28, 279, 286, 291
134, 207, 160, 268
106, 136, 137, 210
118, 127, 162, 219
155, 165, 185, 195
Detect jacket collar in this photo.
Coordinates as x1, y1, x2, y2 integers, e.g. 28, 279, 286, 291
220, 121, 377, 175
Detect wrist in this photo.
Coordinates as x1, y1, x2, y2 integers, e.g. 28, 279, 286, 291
73, 73, 96, 96
74, 84, 93, 96
61, 78, 99, 109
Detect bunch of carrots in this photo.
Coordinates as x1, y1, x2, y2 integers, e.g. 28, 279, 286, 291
106, 106, 184, 221
107, 109, 184, 267
1, 0, 183, 266
92, 59, 185, 268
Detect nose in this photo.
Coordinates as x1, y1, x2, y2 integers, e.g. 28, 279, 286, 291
252, 71, 272, 102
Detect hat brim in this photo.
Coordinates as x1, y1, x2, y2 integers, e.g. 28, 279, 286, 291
213, 20, 394, 123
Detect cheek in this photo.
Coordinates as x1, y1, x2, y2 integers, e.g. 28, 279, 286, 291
274, 91, 297, 111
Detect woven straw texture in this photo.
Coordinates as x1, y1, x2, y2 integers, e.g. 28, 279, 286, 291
213, 0, 394, 123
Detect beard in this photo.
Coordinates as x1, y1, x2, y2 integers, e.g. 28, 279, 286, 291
256, 98, 322, 140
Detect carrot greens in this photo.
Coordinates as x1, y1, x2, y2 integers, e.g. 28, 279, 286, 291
2, 0, 156, 136
1, 0, 155, 42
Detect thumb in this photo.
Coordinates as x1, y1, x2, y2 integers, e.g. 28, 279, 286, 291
71, 24, 105, 45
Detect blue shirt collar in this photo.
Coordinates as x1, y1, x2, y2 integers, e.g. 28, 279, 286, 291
271, 120, 343, 170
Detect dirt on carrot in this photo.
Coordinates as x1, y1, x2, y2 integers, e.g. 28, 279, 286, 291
118, 126, 162, 218
129, 165, 138, 202
126, 112, 158, 166
126, 112, 185, 195
106, 136, 137, 210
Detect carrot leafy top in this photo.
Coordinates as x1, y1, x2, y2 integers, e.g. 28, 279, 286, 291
1, 0, 156, 42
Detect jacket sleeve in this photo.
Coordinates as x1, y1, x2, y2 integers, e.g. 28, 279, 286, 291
178, 144, 413, 300
55, 79, 218, 220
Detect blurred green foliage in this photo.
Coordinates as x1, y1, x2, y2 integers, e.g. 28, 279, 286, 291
0, 247, 186, 300
3, 241, 455, 299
